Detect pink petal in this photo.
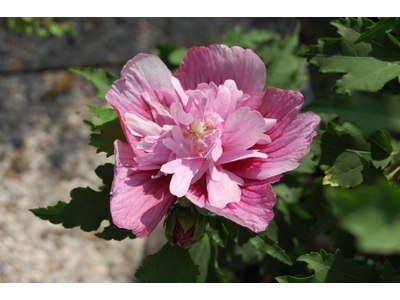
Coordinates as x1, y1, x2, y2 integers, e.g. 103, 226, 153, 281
161, 158, 204, 197
206, 179, 278, 233
110, 140, 175, 238
228, 88, 320, 180
222, 106, 266, 151
206, 166, 243, 209
217, 150, 268, 165
174, 45, 266, 110
125, 111, 162, 137
105, 54, 173, 149
186, 176, 282, 233
170, 103, 194, 126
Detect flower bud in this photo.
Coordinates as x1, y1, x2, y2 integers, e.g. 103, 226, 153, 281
164, 201, 206, 248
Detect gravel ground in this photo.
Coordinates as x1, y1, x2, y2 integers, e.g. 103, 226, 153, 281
0, 17, 297, 282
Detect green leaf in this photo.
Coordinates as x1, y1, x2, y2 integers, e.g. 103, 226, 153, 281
312, 122, 392, 188
299, 17, 400, 94
223, 25, 280, 49
168, 48, 188, 66
380, 260, 400, 283
296, 249, 379, 283
95, 220, 136, 241
188, 235, 211, 282
94, 163, 114, 187
354, 18, 400, 44
30, 187, 111, 232
86, 106, 127, 157
306, 91, 400, 136
249, 231, 293, 265
70, 67, 120, 99
261, 23, 308, 91
135, 243, 200, 283
276, 275, 314, 283
325, 180, 400, 254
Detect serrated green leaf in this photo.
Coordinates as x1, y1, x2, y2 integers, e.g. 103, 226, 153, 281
95, 220, 136, 241
70, 67, 120, 99
306, 91, 400, 136
326, 180, 400, 254
354, 18, 400, 44
86, 106, 127, 157
94, 163, 114, 187
135, 243, 200, 283
297, 249, 379, 283
313, 122, 392, 188
249, 231, 293, 265
299, 17, 400, 94
30, 187, 111, 232
380, 260, 400, 283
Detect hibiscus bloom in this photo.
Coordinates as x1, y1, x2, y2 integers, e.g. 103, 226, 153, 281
105, 44, 320, 238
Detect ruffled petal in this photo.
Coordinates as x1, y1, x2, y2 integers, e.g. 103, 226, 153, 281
206, 166, 243, 209
110, 140, 175, 238
222, 107, 266, 151
105, 54, 174, 149
186, 176, 281, 232
174, 45, 266, 109
227, 88, 320, 180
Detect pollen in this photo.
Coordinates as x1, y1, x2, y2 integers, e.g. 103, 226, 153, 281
191, 119, 205, 134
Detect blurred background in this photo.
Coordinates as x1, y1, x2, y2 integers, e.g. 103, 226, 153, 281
0, 17, 331, 282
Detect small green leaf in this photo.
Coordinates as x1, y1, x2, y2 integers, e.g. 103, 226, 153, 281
223, 25, 279, 49
313, 122, 392, 188
86, 106, 127, 157
299, 17, 400, 94
276, 275, 314, 283
70, 67, 120, 99
30, 187, 111, 232
249, 231, 293, 265
94, 163, 114, 187
189, 235, 211, 282
306, 91, 400, 136
380, 260, 400, 283
354, 17, 400, 44
297, 249, 379, 283
326, 180, 400, 254
95, 220, 136, 241
168, 48, 188, 66
135, 243, 200, 283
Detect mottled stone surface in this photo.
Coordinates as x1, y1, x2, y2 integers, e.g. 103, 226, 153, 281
0, 17, 296, 282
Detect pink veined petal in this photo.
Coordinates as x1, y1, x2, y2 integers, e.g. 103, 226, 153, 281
105, 54, 173, 149
161, 158, 204, 197
186, 176, 282, 233
170, 102, 194, 126
140, 92, 174, 126
228, 88, 320, 180
264, 118, 277, 132
125, 111, 162, 137
174, 44, 266, 110
222, 106, 266, 151
206, 166, 242, 209
110, 140, 175, 238
217, 150, 268, 165
171, 77, 189, 106
257, 134, 272, 145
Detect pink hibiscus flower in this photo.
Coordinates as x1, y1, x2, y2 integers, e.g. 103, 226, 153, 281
105, 44, 320, 238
